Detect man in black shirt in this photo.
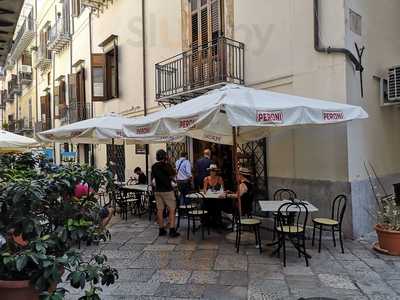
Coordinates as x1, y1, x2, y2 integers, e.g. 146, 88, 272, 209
151, 149, 180, 237
134, 167, 147, 184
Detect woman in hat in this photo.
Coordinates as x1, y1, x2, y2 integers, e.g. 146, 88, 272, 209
203, 164, 224, 193
226, 167, 254, 216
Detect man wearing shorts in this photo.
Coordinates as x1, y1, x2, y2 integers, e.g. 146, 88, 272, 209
151, 149, 180, 237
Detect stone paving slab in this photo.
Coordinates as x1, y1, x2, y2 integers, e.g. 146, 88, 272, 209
67, 216, 400, 300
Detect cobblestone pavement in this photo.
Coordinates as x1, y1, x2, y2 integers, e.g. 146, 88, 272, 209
65, 216, 400, 300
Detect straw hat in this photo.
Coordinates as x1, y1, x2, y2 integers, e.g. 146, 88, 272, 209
239, 167, 252, 176
207, 164, 220, 171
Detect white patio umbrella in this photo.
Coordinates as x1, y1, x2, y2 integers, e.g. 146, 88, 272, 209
123, 84, 368, 145
123, 84, 368, 211
0, 129, 39, 152
37, 113, 130, 145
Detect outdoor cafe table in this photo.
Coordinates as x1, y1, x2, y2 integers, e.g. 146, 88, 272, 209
258, 200, 319, 213
118, 184, 151, 217
121, 184, 150, 193
186, 192, 236, 229
259, 200, 318, 257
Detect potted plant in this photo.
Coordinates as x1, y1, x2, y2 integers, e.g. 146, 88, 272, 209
374, 195, 400, 255
0, 153, 118, 299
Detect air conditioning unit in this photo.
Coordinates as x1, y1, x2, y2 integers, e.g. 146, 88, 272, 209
388, 66, 400, 101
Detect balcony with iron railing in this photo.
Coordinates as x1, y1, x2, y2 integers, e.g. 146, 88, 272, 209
60, 102, 91, 125
16, 118, 33, 133
48, 17, 71, 53
7, 120, 16, 133
33, 45, 52, 72
8, 75, 21, 97
0, 90, 7, 106
81, 0, 114, 15
19, 70, 32, 85
5, 54, 15, 71
35, 117, 52, 133
9, 10, 35, 61
155, 36, 245, 102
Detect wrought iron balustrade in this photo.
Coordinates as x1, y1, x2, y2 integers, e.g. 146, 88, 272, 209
10, 10, 35, 61
155, 36, 245, 102
48, 17, 71, 53
60, 102, 91, 124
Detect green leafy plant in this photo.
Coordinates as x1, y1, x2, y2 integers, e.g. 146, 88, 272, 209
0, 153, 118, 299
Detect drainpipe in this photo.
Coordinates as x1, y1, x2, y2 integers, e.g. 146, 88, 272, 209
52, 43, 56, 164
34, 0, 39, 129
16, 59, 19, 121
142, 0, 149, 180
88, 10, 95, 166
313, 0, 363, 72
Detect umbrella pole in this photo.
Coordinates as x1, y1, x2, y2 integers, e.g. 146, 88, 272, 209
232, 127, 241, 216
112, 138, 117, 178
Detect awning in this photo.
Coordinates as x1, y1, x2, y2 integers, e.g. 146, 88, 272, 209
0, 0, 24, 66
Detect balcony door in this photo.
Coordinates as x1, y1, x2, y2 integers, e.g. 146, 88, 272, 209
68, 69, 86, 123
40, 94, 51, 130
189, 0, 223, 88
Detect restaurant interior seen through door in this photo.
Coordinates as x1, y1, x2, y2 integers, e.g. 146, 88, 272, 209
167, 138, 268, 198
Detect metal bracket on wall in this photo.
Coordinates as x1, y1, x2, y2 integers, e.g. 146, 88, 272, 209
355, 43, 365, 98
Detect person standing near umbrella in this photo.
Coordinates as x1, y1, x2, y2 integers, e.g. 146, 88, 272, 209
151, 149, 180, 238
175, 151, 192, 205
195, 149, 213, 190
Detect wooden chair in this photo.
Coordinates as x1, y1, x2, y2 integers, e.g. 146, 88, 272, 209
312, 195, 347, 253
234, 196, 262, 254
187, 193, 209, 240
272, 189, 297, 240
276, 201, 309, 267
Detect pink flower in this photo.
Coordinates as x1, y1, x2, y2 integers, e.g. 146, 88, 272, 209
74, 183, 91, 198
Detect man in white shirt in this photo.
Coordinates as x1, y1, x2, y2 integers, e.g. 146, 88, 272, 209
175, 151, 192, 206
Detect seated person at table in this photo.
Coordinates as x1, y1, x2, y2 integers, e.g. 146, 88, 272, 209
134, 167, 147, 184
99, 206, 115, 228
226, 167, 254, 216
203, 164, 224, 193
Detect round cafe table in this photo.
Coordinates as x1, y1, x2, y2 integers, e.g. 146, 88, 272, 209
186, 192, 236, 228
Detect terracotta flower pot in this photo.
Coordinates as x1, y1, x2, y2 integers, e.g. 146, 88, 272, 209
375, 224, 400, 256
0, 280, 39, 300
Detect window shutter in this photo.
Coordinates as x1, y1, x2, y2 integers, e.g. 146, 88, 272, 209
113, 44, 119, 98
91, 54, 106, 101
77, 69, 86, 119
68, 73, 77, 103
59, 80, 66, 106
200, 6, 209, 46
54, 85, 60, 119
211, 0, 221, 39
72, 0, 81, 17
40, 95, 46, 123
40, 95, 51, 129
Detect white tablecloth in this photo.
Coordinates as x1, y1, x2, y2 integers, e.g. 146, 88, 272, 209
121, 184, 150, 192
258, 200, 318, 212
186, 192, 235, 199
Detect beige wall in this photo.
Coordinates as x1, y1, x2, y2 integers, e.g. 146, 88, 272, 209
345, 0, 400, 182
234, 0, 348, 181
90, 0, 181, 175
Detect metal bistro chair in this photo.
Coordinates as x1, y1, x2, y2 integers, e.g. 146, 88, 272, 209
234, 196, 262, 254
187, 193, 209, 240
147, 188, 157, 221
272, 189, 297, 240
177, 191, 197, 230
312, 195, 347, 253
276, 201, 309, 267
